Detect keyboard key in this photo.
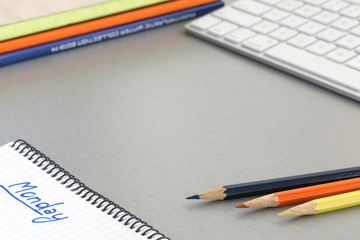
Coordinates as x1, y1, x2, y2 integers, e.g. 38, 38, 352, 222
224, 28, 255, 43
277, 0, 303, 12
340, 5, 360, 18
214, 7, 261, 27
331, 17, 359, 31
191, 15, 221, 30
252, 21, 279, 34
258, 0, 282, 5
306, 40, 336, 55
322, 1, 349, 12
317, 28, 345, 42
242, 35, 278, 52
263, 9, 289, 22
298, 21, 326, 35
325, 47, 356, 63
304, 0, 327, 6
265, 43, 360, 91
294, 5, 321, 18
208, 22, 238, 37
270, 27, 297, 41
344, 0, 360, 3
336, 35, 360, 49
288, 34, 317, 48
350, 26, 360, 37
233, 0, 271, 16
280, 15, 307, 28
346, 56, 360, 71
312, 11, 340, 24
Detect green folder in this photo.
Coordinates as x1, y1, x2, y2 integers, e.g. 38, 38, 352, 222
0, 0, 170, 42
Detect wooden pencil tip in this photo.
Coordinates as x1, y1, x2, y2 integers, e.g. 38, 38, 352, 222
236, 204, 248, 208
187, 195, 200, 199
278, 210, 292, 217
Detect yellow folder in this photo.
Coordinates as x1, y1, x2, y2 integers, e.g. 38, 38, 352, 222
0, 0, 170, 42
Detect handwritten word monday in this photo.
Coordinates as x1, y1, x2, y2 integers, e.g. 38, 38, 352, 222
1, 182, 68, 223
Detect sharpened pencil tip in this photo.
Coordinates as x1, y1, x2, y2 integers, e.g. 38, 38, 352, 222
236, 204, 248, 208
187, 195, 200, 199
278, 210, 292, 216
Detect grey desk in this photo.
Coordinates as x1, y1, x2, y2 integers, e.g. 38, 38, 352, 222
1, 1, 360, 239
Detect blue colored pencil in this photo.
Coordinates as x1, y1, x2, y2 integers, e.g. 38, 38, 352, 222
187, 166, 360, 200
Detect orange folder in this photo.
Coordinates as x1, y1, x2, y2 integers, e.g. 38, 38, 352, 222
0, 0, 219, 54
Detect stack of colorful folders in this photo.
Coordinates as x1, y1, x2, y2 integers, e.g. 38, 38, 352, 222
187, 166, 360, 216
0, 0, 224, 67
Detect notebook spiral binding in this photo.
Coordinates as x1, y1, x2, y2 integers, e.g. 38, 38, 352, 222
11, 139, 169, 240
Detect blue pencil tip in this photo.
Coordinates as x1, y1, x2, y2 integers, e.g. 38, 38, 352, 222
186, 195, 200, 199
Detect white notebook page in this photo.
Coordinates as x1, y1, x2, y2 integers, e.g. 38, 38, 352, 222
0, 143, 150, 240
0, 0, 108, 26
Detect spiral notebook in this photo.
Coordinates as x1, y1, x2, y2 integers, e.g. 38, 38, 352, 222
0, 140, 169, 240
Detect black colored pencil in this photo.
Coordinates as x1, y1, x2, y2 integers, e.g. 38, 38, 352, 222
187, 166, 360, 200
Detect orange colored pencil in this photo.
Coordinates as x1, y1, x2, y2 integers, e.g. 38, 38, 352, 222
0, 0, 219, 54
236, 177, 360, 208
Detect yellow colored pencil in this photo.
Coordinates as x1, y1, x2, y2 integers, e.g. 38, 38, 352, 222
278, 190, 360, 216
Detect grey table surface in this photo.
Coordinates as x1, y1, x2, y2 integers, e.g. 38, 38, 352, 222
2, 1, 360, 239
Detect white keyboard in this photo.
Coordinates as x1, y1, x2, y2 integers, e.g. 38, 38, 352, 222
186, 0, 360, 101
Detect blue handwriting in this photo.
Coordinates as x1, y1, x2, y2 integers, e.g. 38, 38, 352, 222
1, 182, 68, 223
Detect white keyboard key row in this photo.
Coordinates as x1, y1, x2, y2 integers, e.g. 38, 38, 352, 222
298, 21, 325, 35
214, 7, 261, 27
336, 35, 360, 49
252, 21, 279, 34
258, 0, 282, 5
325, 47, 356, 63
331, 17, 359, 31
277, 0, 303, 12
346, 56, 360, 71
263, 9, 289, 22
197, 5, 360, 37
242, 35, 279, 52
193, 15, 360, 53
317, 28, 344, 42
208, 22, 238, 37
323, 1, 349, 12
280, 15, 307, 28
190, 15, 221, 31
232, 0, 271, 16
312, 11, 340, 24
288, 34, 316, 48
341, 4, 360, 18
304, 0, 327, 6
224, 28, 255, 43
344, 0, 360, 4
351, 26, 360, 37
294, 5, 322, 18
265, 43, 360, 91
306, 40, 336, 55
269, 27, 297, 41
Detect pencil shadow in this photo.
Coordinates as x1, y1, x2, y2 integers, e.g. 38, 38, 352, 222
236, 207, 280, 218
185, 198, 241, 210
186, 200, 222, 209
